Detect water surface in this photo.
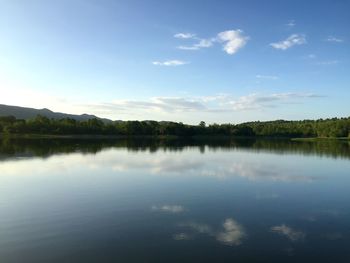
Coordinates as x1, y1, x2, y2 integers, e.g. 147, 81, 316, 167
0, 138, 349, 262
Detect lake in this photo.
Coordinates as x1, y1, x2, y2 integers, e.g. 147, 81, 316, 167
0, 138, 349, 262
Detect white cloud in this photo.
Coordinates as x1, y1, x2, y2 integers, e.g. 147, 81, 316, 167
1, 134, 322, 183
1, 143, 321, 183
326, 36, 344, 43
174, 33, 196, 39
286, 20, 296, 27
216, 218, 246, 246
203, 161, 317, 182
152, 60, 189, 66
177, 38, 214, 51
270, 34, 306, 50
103, 152, 319, 183
271, 224, 305, 241
176, 29, 248, 55
230, 92, 321, 111
178, 218, 245, 246
177, 45, 200, 50
152, 205, 185, 213
196, 39, 214, 48
1, 76, 324, 123
217, 30, 249, 54
87, 92, 321, 115
256, 75, 279, 80
113, 97, 206, 112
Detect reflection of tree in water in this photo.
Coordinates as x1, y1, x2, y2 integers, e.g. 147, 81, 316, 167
0, 137, 349, 161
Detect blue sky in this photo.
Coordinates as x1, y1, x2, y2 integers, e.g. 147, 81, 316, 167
0, 0, 349, 124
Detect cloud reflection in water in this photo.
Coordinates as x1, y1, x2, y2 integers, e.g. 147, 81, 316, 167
271, 224, 305, 242
177, 218, 246, 246
1, 147, 319, 183
151, 205, 185, 213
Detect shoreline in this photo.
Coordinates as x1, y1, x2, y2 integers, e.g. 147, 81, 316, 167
291, 137, 350, 141
0, 133, 349, 141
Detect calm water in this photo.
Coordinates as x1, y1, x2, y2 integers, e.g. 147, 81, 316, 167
0, 138, 349, 262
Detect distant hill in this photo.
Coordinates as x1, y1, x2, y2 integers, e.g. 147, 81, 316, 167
0, 104, 112, 123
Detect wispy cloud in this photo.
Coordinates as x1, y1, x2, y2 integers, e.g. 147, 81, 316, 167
105, 152, 320, 183
176, 29, 248, 55
271, 224, 305, 242
306, 54, 316, 59
177, 38, 214, 50
286, 20, 296, 27
230, 92, 321, 111
178, 218, 246, 246
270, 34, 306, 50
5, 143, 323, 183
204, 161, 318, 182
217, 30, 249, 55
132, 97, 205, 111
177, 45, 200, 50
84, 92, 323, 117
152, 60, 189, 66
256, 75, 279, 80
152, 205, 185, 213
326, 36, 344, 43
174, 33, 196, 39
85, 97, 206, 115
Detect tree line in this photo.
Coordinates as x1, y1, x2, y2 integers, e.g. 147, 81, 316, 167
0, 115, 349, 138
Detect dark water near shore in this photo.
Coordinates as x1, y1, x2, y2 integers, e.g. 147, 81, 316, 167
0, 138, 349, 262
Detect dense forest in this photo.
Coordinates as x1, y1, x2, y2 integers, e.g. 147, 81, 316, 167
0, 115, 349, 138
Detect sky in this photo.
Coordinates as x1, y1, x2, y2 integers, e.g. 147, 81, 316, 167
0, 0, 349, 124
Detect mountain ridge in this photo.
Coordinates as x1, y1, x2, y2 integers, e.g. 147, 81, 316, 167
0, 104, 112, 123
